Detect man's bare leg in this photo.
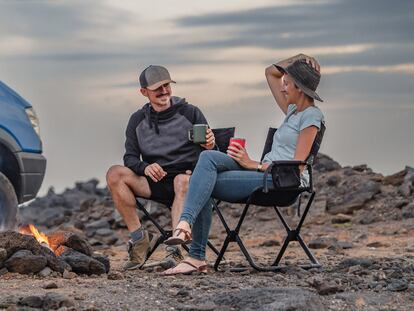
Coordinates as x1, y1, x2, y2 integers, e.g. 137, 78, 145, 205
106, 165, 151, 232
171, 174, 191, 229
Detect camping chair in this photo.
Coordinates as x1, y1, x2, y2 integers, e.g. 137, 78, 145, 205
213, 123, 326, 272
136, 127, 235, 264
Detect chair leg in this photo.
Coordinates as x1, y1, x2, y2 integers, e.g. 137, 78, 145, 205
213, 192, 321, 272
214, 235, 231, 271
271, 192, 321, 270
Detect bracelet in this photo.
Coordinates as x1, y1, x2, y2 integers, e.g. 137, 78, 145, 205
257, 163, 263, 172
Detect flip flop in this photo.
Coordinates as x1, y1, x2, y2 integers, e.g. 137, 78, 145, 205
164, 228, 192, 246
161, 260, 208, 276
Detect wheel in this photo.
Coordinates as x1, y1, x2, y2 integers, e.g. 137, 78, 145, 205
0, 172, 18, 231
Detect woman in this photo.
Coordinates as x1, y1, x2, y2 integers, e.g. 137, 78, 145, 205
163, 54, 325, 275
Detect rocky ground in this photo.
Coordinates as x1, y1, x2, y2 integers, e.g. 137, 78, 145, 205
0, 154, 413, 310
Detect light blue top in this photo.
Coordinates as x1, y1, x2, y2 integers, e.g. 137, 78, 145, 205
263, 104, 324, 184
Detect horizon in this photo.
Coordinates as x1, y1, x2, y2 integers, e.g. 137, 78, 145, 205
1, 0, 413, 194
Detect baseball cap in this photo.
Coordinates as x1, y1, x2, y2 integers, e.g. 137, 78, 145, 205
139, 65, 176, 90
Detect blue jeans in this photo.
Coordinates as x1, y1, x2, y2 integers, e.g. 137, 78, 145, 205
180, 150, 272, 260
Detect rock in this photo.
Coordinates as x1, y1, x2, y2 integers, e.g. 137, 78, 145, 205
309, 237, 337, 249
43, 282, 58, 289
42, 292, 75, 310
48, 231, 93, 256
327, 180, 380, 215
0, 247, 7, 265
0, 267, 8, 276
387, 280, 408, 292
76, 178, 99, 193
60, 249, 106, 275
79, 198, 97, 212
259, 239, 280, 247
19, 295, 44, 308
92, 253, 110, 273
326, 175, 340, 186
366, 241, 390, 248
383, 169, 407, 186
313, 280, 343, 295
4, 250, 47, 274
336, 258, 374, 270
0, 231, 67, 273
63, 269, 77, 279
107, 271, 124, 280
331, 214, 352, 224
314, 154, 341, 172
331, 241, 353, 250
95, 228, 113, 236
38, 267, 52, 277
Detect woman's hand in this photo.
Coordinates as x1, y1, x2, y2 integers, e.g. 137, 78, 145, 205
227, 143, 256, 169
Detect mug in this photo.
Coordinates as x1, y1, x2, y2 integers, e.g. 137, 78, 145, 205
229, 137, 246, 148
188, 124, 208, 144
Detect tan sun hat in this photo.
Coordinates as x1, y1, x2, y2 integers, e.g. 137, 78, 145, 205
275, 59, 323, 102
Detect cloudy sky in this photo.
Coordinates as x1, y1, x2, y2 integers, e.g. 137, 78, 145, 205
1, 0, 413, 194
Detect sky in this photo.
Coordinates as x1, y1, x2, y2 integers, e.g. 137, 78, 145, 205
1, 0, 413, 194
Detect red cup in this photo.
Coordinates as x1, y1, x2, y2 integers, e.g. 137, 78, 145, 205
229, 137, 246, 148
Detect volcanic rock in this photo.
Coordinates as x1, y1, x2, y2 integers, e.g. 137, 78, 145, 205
0, 231, 68, 273
48, 231, 92, 256
309, 237, 337, 249
19, 295, 43, 308
4, 250, 47, 274
60, 249, 106, 275
0, 247, 7, 265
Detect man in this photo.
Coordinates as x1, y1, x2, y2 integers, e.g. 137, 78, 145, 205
106, 65, 215, 270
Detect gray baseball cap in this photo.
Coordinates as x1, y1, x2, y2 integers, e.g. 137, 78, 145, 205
139, 65, 176, 90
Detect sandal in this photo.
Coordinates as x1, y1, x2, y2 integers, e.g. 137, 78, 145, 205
164, 228, 192, 246
161, 260, 208, 276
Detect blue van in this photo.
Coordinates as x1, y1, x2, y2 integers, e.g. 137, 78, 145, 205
0, 81, 46, 230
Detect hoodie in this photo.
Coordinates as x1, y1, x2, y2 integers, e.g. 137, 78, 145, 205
123, 96, 208, 176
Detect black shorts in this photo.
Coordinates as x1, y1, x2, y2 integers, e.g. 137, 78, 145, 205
144, 162, 196, 206
145, 175, 176, 206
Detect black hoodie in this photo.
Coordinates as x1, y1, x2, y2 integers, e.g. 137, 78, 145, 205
123, 96, 208, 176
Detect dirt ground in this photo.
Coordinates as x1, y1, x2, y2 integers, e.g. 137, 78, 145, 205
1, 203, 414, 311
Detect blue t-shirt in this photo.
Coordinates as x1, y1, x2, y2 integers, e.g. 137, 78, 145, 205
263, 104, 324, 183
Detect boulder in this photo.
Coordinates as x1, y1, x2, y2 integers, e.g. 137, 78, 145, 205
4, 250, 47, 274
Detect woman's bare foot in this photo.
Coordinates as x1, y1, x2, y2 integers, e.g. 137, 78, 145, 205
162, 257, 207, 275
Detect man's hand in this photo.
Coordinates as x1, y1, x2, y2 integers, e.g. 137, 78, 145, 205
144, 163, 167, 182
200, 128, 215, 150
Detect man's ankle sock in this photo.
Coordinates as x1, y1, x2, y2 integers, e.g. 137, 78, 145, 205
130, 227, 145, 242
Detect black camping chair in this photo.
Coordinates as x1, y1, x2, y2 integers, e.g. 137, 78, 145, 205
136, 127, 235, 264
213, 123, 326, 272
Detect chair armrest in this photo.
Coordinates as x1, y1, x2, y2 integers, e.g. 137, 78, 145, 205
262, 160, 310, 193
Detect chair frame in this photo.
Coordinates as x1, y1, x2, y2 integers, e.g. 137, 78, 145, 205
135, 127, 236, 265
213, 123, 325, 272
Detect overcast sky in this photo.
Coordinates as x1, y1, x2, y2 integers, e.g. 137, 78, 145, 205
1, 0, 413, 194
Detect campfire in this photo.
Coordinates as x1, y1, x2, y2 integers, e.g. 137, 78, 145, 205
0, 226, 110, 276
19, 224, 52, 251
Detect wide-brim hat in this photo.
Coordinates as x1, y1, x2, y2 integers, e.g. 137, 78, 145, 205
139, 65, 176, 90
275, 60, 323, 102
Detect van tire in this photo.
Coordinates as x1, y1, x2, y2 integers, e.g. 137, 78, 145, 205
0, 172, 18, 231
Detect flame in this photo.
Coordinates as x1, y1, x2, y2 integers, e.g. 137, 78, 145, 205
19, 224, 51, 247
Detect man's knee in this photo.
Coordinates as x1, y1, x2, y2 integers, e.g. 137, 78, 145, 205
106, 165, 129, 188
173, 174, 190, 195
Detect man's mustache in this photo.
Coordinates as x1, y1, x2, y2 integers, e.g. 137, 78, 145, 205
156, 93, 170, 98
